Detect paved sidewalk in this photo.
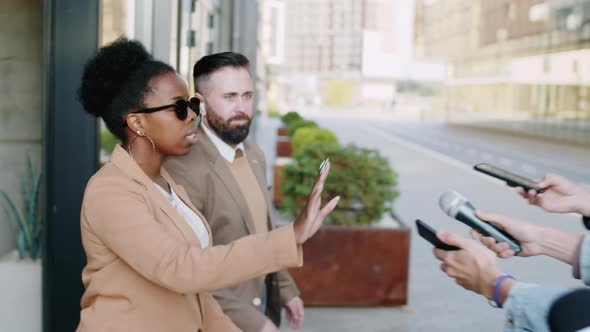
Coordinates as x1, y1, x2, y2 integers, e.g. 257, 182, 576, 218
254, 115, 586, 332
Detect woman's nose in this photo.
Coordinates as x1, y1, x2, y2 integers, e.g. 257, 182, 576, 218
187, 106, 198, 123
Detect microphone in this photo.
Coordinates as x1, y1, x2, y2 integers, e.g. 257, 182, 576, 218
439, 190, 521, 254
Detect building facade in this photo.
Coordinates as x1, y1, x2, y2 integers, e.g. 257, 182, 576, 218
414, 0, 590, 143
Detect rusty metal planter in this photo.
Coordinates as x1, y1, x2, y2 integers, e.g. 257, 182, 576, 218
288, 217, 410, 306
277, 127, 288, 136
276, 137, 293, 157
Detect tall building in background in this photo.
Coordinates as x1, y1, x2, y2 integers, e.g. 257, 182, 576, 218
414, 0, 590, 143
275, 0, 433, 109
284, 0, 364, 76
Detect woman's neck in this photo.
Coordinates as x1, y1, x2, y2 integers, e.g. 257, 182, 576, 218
124, 137, 164, 181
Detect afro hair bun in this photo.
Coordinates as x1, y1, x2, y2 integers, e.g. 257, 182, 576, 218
78, 38, 153, 117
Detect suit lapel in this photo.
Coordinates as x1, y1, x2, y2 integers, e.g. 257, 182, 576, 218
147, 184, 204, 247
109, 145, 204, 248
198, 132, 257, 235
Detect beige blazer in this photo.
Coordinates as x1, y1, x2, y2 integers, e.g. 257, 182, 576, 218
77, 145, 302, 332
165, 132, 300, 332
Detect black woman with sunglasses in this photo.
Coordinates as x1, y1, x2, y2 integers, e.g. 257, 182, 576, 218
76, 38, 339, 332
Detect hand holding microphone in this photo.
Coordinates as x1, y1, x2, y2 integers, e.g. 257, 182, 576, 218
438, 191, 522, 254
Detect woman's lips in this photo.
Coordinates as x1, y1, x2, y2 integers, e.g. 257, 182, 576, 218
185, 129, 198, 144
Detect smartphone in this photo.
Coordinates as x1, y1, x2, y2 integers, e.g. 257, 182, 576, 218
474, 163, 545, 192
416, 219, 459, 251
318, 158, 328, 174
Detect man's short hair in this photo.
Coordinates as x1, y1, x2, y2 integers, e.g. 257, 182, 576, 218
193, 52, 250, 94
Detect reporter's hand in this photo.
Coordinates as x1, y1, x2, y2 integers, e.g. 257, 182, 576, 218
260, 320, 278, 332
471, 210, 545, 258
433, 231, 502, 300
293, 159, 340, 245
516, 174, 590, 216
284, 296, 304, 329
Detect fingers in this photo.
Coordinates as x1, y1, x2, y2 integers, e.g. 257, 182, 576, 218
433, 247, 448, 261
285, 299, 304, 330
480, 236, 497, 247
478, 235, 514, 258
436, 230, 469, 249
285, 310, 294, 327
474, 210, 509, 230
499, 250, 517, 259
294, 302, 304, 329
313, 159, 331, 188
307, 160, 332, 210
310, 196, 340, 234
488, 241, 510, 254
538, 173, 561, 188
470, 229, 481, 240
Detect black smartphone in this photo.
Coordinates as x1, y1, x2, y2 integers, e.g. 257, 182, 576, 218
474, 163, 545, 192
416, 219, 459, 251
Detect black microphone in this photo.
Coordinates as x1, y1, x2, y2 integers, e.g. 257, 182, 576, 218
438, 190, 521, 254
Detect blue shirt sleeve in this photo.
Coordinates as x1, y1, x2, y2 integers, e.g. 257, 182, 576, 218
578, 234, 590, 286
503, 282, 568, 332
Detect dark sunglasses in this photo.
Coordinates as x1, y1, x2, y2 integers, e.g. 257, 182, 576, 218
130, 97, 200, 121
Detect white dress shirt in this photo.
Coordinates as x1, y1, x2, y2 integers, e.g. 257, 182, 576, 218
200, 121, 245, 162
154, 181, 210, 249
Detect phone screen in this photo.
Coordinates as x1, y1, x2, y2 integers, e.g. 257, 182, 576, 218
416, 219, 459, 251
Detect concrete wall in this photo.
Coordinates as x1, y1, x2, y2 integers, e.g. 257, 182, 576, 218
0, 0, 43, 257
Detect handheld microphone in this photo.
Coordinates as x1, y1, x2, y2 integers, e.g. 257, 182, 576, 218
438, 190, 521, 254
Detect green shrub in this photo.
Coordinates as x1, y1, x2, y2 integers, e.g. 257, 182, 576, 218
286, 119, 318, 137
0, 153, 43, 260
280, 142, 399, 226
291, 127, 339, 154
101, 128, 121, 155
280, 111, 303, 125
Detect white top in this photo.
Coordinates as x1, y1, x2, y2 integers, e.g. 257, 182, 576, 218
154, 181, 210, 249
200, 121, 245, 163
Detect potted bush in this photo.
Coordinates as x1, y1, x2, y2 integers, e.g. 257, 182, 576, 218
291, 127, 338, 155
277, 119, 319, 157
277, 111, 302, 136
0, 153, 42, 331
286, 119, 318, 137
279, 143, 410, 306
275, 112, 306, 157
275, 124, 337, 205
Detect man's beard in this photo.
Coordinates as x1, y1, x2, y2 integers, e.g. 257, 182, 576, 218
206, 111, 252, 145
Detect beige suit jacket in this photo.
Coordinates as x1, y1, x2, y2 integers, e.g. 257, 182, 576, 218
77, 145, 302, 332
165, 132, 300, 332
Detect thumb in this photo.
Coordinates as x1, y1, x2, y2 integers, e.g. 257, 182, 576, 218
475, 210, 508, 231
538, 173, 560, 189
436, 230, 469, 249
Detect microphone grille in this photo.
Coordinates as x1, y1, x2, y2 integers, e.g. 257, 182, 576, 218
438, 190, 467, 218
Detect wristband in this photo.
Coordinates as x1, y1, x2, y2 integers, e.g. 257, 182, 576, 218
492, 274, 515, 309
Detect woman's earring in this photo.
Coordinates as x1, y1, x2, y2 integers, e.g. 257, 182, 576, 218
128, 132, 156, 164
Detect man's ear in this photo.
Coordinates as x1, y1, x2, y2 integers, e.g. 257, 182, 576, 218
195, 93, 206, 115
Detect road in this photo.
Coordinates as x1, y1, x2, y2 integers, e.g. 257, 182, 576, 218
254, 114, 589, 332
370, 122, 590, 186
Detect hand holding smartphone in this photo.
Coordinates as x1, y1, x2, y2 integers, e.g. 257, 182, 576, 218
474, 163, 545, 192
416, 219, 460, 251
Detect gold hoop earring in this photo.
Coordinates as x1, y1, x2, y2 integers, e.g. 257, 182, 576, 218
128, 133, 156, 164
